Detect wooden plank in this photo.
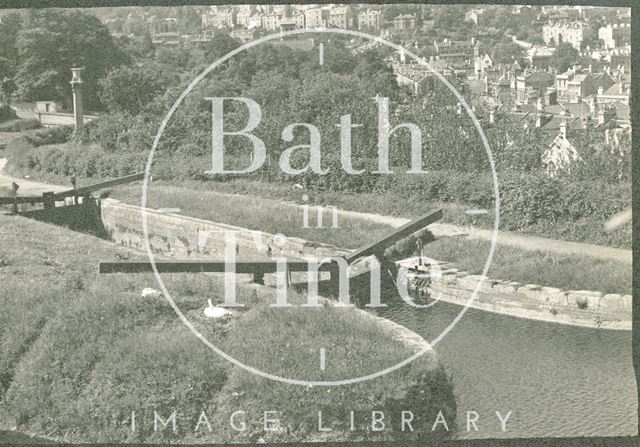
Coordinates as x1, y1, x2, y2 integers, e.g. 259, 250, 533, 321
99, 259, 339, 274
345, 208, 442, 262
51, 172, 145, 200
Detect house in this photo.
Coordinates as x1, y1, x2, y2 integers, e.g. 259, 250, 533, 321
261, 12, 282, 31
542, 120, 581, 176
291, 12, 305, 29
597, 82, 629, 105
555, 67, 614, 103
464, 8, 484, 26
598, 23, 631, 50
357, 10, 381, 31
542, 21, 591, 49
527, 45, 555, 70
305, 8, 329, 28
279, 19, 298, 32
393, 14, 415, 31
514, 70, 555, 104
473, 43, 493, 80
235, 5, 255, 28
202, 8, 236, 29
328, 7, 353, 29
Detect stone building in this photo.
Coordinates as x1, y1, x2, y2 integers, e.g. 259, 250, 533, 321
393, 14, 415, 31
543, 21, 590, 49
261, 12, 282, 31
305, 8, 329, 28
202, 8, 236, 29
357, 10, 381, 31
328, 7, 354, 29
513, 70, 555, 104
598, 23, 631, 49
555, 67, 614, 103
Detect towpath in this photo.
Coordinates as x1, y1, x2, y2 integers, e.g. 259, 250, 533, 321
0, 152, 631, 265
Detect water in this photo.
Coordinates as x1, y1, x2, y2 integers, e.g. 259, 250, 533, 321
378, 302, 638, 439
1, 302, 635, 441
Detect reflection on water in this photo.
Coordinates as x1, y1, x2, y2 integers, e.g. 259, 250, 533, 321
378, 301, 637, 439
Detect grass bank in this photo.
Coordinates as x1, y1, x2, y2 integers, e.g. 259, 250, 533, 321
0, 213, 455, 443
108, 183, 631, 295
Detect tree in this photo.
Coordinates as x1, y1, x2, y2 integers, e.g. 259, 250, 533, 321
1, 77, 17, 106
98, 65, 164, 116
432, 6, 466, 31
549, 43, 580, 73
15, 9, 128, 111
202, 33, 241, 62
0, 12, 22, 69
491, 42, 525, 65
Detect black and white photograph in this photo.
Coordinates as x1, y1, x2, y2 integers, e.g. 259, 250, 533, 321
0, 0, 635, 444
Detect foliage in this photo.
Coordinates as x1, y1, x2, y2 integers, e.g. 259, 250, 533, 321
0, 118, 39, 132
549, 43, 580, 73
0, 12, 22, 71
491, 42, 525, 65
24, 125, 73, 147
98, 65, 165, 115
0, 78, 17, 106
14, 9, 129, 111
0, 104, 17, 123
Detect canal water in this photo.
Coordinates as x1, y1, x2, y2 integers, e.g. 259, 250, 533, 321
379, 302, 637, 439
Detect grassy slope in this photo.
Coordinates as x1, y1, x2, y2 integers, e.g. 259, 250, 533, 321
110, 183, 631, 295
0, 214, 454, 443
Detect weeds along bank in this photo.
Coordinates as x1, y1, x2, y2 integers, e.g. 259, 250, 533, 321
5, 136, 631, 249
0, 214, 456, 443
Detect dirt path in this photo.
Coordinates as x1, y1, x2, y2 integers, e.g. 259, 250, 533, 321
333, 208, 632, 264
0, 158, 69, 195
0, 154, 631, 265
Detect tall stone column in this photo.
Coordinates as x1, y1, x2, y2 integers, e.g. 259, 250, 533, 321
70, 67, 84, 134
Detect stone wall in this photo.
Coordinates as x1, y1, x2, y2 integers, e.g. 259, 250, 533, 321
35, 112, 98, 127
404, 264, 632, 330
100, 198, 632, 330
100, 198, 349, 262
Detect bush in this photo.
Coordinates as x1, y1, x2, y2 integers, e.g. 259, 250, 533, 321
25, 126, 73, 147
0, 118, 40, 132
0, 105, 18, 123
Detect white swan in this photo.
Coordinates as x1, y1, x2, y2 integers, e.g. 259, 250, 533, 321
140, 288, 161, 298
204, 299, 227, 318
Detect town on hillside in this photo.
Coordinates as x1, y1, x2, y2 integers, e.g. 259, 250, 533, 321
2, 3, 630, 177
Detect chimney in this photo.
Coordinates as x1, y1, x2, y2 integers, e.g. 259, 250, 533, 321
70, 68, 84, 134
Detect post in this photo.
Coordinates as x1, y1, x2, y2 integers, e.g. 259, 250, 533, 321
11, 182, 19, 213
70, 176, 78, 205
70, 68, 84, 134
42, 192, 55, 210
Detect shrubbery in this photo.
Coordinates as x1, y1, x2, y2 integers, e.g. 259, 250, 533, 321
24, 125, 73, 147
9, 140, 147, 179
0, 118, 39, 132
0, 104, 17, 123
